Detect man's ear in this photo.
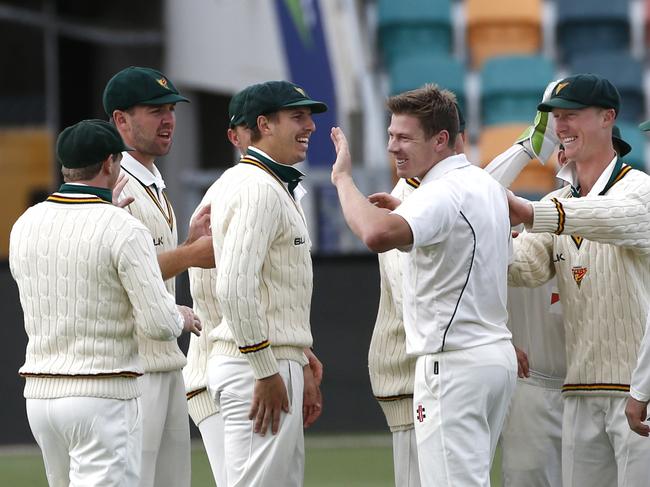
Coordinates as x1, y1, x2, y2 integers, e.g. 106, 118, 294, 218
257, 115, 273, 136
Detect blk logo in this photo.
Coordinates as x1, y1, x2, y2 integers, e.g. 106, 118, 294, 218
552, 253, 565, 263
416, 404, 426, 423
153, 237, 163, 247
294, 237, 305, 246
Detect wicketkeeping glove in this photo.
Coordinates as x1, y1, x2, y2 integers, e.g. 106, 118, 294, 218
515, 79, 561, 164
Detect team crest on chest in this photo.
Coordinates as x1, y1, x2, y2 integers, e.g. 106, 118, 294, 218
571, 266, 588, 288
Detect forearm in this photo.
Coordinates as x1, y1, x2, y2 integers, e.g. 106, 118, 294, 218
484, 144, 533, 189
508, 233, 555, 288
333, 174, 410, 252
531, 189, 650, 250
158, 244, 192, 280
631, 316, 650, 402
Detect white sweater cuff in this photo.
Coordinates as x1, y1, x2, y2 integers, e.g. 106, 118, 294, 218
246, 346, 279, 379
187, 389, 219, 426
531, 200, 563, 234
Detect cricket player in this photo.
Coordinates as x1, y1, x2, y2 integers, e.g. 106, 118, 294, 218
9, 119, 201, 487
331, 84, 517, 486
204, 80, 327, 486
102, 66, 214, 487
508, 73, 650, 487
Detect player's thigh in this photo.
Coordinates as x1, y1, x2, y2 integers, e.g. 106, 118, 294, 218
62, 397, 141, 487
26, 399, 70, 487
198, 413, 226, 487
606, 397, 650, 487
562, 396, 616, 487
392, 428, 421, 487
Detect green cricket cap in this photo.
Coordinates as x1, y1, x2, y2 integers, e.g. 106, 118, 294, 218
102, 66, 189, 115
228, 87, 251, 128
537, 74, 620, 114
241, 80, 328, 129
612, 125, 631, 157
56, 119, 133, 168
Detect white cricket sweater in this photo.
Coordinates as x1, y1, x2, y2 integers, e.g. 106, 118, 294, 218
183, 181, 223, 425
509, 167, 650, 396
209, 156, 312, 379
120, 156, 187, 373
10, 190, 183, 400
368, 178, 419, 432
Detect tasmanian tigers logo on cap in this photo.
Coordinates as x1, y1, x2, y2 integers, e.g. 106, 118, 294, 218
294, 86, 307, 97
572, 266, 588, 288
157, 77, 169, 89
555, 82, 570, 95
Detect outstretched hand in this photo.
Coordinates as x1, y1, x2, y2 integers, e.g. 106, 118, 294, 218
330, 127, 353, 185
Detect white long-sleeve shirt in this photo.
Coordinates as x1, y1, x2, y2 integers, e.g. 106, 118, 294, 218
10, 188, 183, 400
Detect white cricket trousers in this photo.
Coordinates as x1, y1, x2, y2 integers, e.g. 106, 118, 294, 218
413, 339, 517, 487
26, 396, 141, 487
198, 412, 226, 487
393, 427, 422, 487
139, 370, 191, 487
208, 355, 305, 487
562, 395, 650, 487
500, 373, 563, 487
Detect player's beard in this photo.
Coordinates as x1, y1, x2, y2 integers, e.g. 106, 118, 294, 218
130, 124, 173, 158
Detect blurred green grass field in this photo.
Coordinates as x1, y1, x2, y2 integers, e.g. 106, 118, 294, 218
0, 434, 502, 486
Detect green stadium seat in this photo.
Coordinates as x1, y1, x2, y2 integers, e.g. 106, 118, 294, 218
480, 55, 554, 126
569, 52, 644, 123
377, 0, 452, 68
556, 0, 630, 64
616, 122, 646, 172
388, 53, 465, 112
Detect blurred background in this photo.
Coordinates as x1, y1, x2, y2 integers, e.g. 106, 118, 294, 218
1, 0, 648, 460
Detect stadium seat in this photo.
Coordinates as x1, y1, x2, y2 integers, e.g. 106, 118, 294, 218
466, 0, 542, 69
616, 121, 646, 172
478, 124, 559, 198
0, 128, 54, 259
480, 55, 555, 126
556, 0, 630, 64
388, 53, 466, 111
569, 51, 644, 123
377, 0, 452, 68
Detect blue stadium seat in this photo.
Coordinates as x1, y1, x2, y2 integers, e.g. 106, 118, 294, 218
556, 0, 630, 63
388, 53, 465, 111
616, 122, 646, 172
480, 55, 555, 126
377, 0, 452, 68
569, 52, 644, 123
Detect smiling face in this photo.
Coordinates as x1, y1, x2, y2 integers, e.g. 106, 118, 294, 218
115, 103, 176, 163
387, 114, 445, 179
258, 107, 315, 165
552, 107, 615, 163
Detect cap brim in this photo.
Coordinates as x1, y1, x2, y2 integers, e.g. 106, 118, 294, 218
140, 93, 190, 106
537, 98, 589, 112
639, 120, 650, 131
282, 99, 328, 113
612, 136, 631, 157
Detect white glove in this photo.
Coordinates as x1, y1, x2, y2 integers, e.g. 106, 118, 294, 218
515, 79, 562, 164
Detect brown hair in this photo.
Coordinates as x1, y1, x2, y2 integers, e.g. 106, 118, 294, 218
387, 84, 459, 147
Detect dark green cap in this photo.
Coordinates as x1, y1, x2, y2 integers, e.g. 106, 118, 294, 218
56, 119, 133, 168
241, 80, 328, 129
537, 74, 620, 114
228, 87, 251, 128
102, 66, 189, 115
612, 125, 631, 157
